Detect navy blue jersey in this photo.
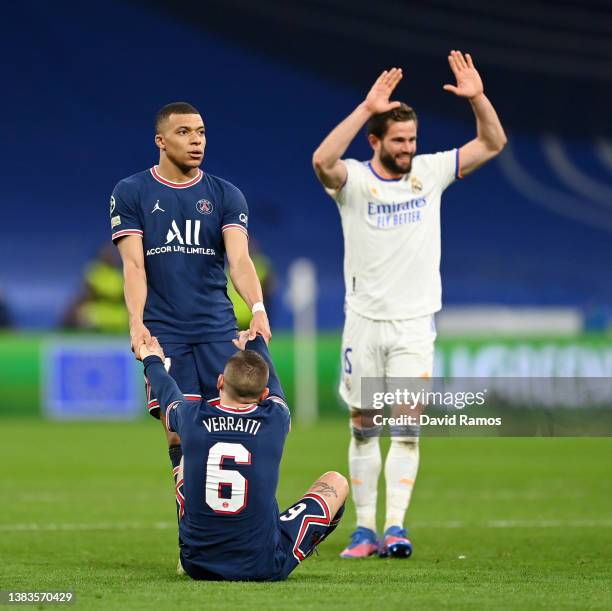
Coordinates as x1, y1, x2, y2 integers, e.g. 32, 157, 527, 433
142, 339, 291, 581
110, 167, 249, 343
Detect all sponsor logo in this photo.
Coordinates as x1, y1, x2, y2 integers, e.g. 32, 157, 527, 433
196, 199, 213, 214
166, 219, 201, 245
145, 219, 216, 257
239, 213, 248, 226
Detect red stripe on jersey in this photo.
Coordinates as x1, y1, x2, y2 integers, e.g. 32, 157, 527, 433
150, 166, 203, 188
214, 402, 259, 415
303, 493, 331, 522
165, 400, 181, 432
221, 224, 248, 238
112, 229, 143, 240
291, 495, 331, 562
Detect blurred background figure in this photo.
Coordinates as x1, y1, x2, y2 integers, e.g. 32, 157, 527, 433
62, 244, 127, 333
0, 288, 13, 329
227, 238, 276, 330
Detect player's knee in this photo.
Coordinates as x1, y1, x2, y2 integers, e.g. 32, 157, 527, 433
350, 409, 381, 443
320, 471, 349, 501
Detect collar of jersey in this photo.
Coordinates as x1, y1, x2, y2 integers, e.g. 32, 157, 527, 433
367, 162, 404, 182
213, 401, 259, 415
150, 166, 203, 188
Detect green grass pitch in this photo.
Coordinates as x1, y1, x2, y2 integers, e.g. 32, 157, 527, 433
1, 420, 611, 609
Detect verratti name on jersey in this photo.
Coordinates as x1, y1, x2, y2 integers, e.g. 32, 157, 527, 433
203, 415, 261, 435
367, 197, 428, 228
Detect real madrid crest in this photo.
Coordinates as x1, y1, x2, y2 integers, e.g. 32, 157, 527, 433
410, 176, 423, 193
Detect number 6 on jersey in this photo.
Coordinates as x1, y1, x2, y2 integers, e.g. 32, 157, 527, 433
206, 442, 251, 514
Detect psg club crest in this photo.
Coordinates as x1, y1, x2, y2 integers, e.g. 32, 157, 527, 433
196, 199, 213, 215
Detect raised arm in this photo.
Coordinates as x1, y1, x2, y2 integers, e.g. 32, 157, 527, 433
312, 68, 403, 190
141, 337, 184, 419
443, 50, 507, 176
224, 229, 271, 343
116, 235, 151, 359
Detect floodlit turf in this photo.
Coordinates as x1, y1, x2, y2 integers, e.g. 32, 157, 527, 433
1, 420, 611, 609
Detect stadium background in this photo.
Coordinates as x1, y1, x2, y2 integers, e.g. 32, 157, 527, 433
1, 1, 610, 608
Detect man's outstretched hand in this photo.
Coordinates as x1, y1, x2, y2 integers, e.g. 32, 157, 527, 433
363, 68, 403, 115
139, 336, 165, 361
248, 310, 271, 344
130, 321, 152, 361
232, 330, 251, 351
443, 51, 484, 100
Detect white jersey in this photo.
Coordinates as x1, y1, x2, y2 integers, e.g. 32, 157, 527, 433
325, 150, 460, 320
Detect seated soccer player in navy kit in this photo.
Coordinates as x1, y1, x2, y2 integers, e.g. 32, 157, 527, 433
139, 334, 348, 581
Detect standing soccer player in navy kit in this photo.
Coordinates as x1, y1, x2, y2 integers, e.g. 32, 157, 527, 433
139, 335, 348, 581
110, 102, 271, 475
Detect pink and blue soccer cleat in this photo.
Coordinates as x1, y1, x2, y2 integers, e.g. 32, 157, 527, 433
378, 526, 413, 558
340, 527, 379, 558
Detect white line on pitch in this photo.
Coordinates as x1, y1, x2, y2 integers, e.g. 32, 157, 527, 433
0, 521, 175, 532
1, 518, 611, 533
415, 518, 612, 529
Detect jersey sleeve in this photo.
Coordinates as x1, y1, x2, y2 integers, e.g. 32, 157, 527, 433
143, 356, 186, 433
221, 184, 249, 239
245, 336, 286, 403
165, 399, 185, 435
323, 159, 368, 208
423, 149, 462, 192
110, 179, 143, 243
270, 396, 291, 435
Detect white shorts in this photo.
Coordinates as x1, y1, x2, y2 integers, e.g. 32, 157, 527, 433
339, 308, 437, 409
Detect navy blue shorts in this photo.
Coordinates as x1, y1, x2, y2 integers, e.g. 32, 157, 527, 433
276, 493, 345, 580
145, 338, 284, 419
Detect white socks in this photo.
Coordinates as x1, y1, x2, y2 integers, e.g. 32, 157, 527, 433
348, 435, 381, 532
384, 438, 419, 531
349, 435, 420, 532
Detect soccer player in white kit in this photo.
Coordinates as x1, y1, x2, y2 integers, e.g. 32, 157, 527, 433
312, 51, 507, 558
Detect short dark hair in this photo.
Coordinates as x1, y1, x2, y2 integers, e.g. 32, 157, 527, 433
366, 103, 417, 139
155, 102, 201, 132
223, 350, 269, 402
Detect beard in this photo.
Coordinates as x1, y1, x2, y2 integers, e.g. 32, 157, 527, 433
379, 147, 412, 175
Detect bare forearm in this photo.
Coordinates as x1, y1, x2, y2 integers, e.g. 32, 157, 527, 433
229, 257, 263, 309
313, 103, 372, 169
470, 93, 507, 152
123, 264, 147, 325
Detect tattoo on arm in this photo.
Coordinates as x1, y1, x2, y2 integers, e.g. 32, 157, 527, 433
311, 480, 338, 498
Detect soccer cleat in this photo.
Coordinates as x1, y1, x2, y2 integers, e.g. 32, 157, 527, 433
340, 527, 379, 558
378, 525, 413, 558
177, 555, 186, 576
